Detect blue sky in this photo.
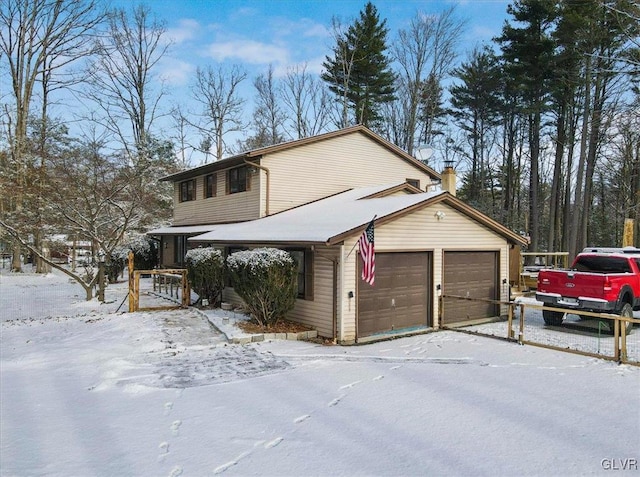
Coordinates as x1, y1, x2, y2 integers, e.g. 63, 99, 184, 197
141, 0, 511, 86
101, 0, 512, 161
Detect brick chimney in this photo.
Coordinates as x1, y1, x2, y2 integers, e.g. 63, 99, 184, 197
441, 160, 456, 196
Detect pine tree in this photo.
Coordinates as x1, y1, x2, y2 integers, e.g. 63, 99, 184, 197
321, 2, 395, 128
449, 47, 502, 209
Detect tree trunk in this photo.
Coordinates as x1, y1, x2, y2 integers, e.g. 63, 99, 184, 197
548, 103, 566, 252
528, 112, 541, 254
569, 58, 591, 260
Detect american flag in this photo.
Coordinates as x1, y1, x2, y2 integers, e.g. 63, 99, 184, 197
359, 219, 375, 286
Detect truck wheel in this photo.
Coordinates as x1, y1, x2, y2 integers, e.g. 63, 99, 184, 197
613, 303, 634, 335
543, 309, 564, 326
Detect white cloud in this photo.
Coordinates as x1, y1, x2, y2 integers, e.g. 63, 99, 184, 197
158, 58, 195, 86
205, 39, 289, 66
166, 19, 200, 44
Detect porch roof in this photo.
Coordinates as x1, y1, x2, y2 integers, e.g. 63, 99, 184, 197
147, 224, 219, 236
188, 183, 445, 245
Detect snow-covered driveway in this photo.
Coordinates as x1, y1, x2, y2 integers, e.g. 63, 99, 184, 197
1, 268, 639, 476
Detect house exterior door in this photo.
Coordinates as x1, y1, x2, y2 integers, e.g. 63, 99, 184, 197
357, 252, 432, 338
442, 251, 499, 325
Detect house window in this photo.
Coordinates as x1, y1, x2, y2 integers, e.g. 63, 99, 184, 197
406, 179, 420, 189
179, 180, 196, 202
205, 173, 216, 198
287, 249, 314, 300
227, 166, 249, 194
173, 235, 188, 265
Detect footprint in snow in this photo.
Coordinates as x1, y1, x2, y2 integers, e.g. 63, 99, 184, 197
264, 437, 283, 449
164, 402, 173, 415
214, 461, 236, 474
373, 375, 384, 381
339, 380, 361, 390
168, 466, 182, 477
171, 420, 182, 435
294, 414, 310, 424
328, 394, 345, 407
213, 451, 251, 474
390, 365, 402, 370
157, 441, 169, 462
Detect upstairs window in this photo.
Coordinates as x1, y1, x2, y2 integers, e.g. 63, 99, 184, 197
205, 173, 216, 198
227, 166, 249, 194
406, 179, 420, 189
179, 180, 195, 202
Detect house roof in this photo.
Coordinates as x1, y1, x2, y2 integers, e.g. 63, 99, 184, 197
160, 125, 440, 183
147, 224, 220, 236
186, 183, 528, 247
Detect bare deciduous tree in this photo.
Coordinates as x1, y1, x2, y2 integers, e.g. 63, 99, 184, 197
84, 4, 168, 163
0, 0, 104, 272
190, 65, 247, 161
280, 63, 331, 139
252, 64, 286, 146
392, 7, 465, 155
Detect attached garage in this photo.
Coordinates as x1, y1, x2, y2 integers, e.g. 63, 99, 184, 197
441, 251, 499, 326
187, 183, 527, 343
357, 252, 433, 338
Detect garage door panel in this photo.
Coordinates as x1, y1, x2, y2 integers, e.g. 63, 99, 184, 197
443, 251, 499, 325
358, 252, 432, 338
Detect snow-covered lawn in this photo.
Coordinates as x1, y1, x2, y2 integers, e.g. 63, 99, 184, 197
1, 267, 639, 477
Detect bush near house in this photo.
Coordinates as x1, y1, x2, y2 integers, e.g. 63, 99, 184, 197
226, 248, 298, 327
185, 247, 225, 306
108, 236, 159, 283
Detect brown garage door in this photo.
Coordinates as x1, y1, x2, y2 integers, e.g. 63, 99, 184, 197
442, 251, 499, 325
358, 252, 432, 338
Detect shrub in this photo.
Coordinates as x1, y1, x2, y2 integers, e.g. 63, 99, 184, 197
185, 247, 225, 306
226, 248, 297, 327
108, 236, 159, 283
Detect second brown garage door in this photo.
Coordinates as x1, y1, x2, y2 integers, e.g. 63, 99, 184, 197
442, 251, 499, 325
357, 252, 432, 338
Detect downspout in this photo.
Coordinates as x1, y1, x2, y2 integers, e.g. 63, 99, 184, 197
244, 159, 270, 216
338, 244, 345, 343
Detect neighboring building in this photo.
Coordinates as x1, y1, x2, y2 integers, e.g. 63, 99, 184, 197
149, 125, 527, 343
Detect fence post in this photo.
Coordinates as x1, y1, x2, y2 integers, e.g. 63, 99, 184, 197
620, 318, 627, 363
507, 303, 514, 340
182, 270, 189, 307
518, 304, 525, 345
128, 252, 135, 313
613, 317, 620, 362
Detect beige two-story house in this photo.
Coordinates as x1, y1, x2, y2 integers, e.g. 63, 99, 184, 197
149, 125, 526, 343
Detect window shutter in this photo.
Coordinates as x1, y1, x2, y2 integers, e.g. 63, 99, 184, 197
304, 249, 314, 300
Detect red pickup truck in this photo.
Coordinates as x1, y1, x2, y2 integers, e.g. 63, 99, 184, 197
536, 247, 640, 333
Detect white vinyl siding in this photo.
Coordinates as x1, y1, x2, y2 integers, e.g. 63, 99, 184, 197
263, 133, 436, 214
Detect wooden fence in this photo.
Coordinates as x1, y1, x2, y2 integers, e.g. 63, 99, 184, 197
439, 294, 639, 366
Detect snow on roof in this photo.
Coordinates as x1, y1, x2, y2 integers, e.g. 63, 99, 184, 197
190, 183, 446, 245
147, 224, 219, 236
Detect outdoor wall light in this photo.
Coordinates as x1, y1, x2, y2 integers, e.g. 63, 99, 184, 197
435, 210, 446, 221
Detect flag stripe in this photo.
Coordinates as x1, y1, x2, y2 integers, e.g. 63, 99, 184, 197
359, 220, 375, 286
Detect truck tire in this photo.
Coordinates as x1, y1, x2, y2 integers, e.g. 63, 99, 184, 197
543, 309, 564, 326
613, 303, 633, 335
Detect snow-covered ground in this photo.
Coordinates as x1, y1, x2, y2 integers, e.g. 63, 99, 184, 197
1, 267, 639, 477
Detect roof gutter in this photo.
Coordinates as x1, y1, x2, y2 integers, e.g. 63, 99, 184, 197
244, 159, 270, 216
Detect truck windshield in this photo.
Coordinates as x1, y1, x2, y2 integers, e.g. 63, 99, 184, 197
574, 256, 631, 273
